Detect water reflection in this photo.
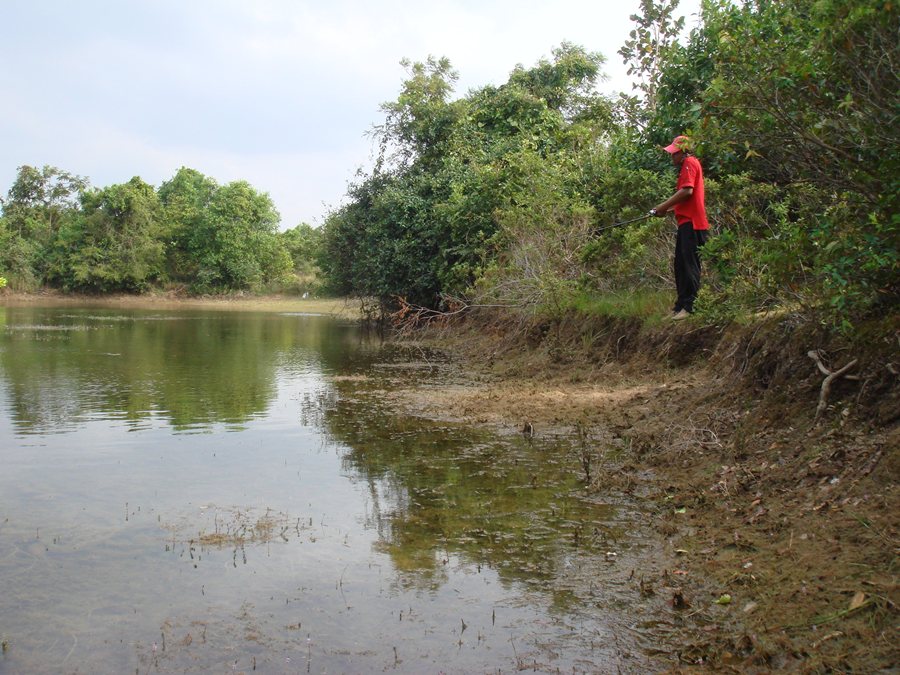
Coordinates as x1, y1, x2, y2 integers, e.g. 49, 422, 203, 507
0, 306, 366, 433
320, 364, 627, 596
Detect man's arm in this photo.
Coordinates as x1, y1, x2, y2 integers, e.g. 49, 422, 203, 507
652, 187, 693, 216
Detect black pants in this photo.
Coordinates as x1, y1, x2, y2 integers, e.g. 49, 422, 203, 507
674, 222, 708, 313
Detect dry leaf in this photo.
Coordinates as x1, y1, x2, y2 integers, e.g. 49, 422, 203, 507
849, 592, 866, 610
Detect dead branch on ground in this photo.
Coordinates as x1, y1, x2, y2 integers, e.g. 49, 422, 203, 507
808, 349, 859, 422
389, 295, 522, 335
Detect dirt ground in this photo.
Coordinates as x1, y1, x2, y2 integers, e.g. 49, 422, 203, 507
389, 311, 899, 673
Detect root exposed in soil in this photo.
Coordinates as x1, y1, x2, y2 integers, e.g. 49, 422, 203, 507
391, 310, 899, 673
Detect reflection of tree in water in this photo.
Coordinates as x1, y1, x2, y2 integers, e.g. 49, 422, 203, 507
321, 377, 624, 595
0, 308, 365, 433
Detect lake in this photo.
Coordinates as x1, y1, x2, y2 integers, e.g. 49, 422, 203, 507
0, 304, 671, 674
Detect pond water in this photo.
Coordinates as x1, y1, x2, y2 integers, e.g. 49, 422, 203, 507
0, 305, 671, 674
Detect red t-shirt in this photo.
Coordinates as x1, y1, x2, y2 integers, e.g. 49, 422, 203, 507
674, 155, 709, 230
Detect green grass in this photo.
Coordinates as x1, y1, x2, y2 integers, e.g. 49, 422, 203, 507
563, 289, 673, 320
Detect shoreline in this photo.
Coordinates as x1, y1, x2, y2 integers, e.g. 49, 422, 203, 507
0, 290, 359, 316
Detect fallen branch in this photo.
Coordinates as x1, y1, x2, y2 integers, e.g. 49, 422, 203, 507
389, 295, 523, 334
807, 350, 859, 421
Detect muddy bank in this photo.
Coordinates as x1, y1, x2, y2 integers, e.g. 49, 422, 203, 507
391, 311, 899, 672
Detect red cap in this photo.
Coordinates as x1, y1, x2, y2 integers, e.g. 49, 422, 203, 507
663, 135, 689, 153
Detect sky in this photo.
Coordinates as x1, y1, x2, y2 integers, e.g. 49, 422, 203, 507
1, 0, 701, 229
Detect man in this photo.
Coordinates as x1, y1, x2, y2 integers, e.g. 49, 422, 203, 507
651, 135, 710, 319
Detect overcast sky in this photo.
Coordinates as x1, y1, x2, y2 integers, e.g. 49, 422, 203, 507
1, 0, 701, 229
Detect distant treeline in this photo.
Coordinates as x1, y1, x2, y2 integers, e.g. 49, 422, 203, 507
0, 165, 322, 295
318, 0, 896, 327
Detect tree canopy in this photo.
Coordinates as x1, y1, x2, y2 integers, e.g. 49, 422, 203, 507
1, 165, 317, 294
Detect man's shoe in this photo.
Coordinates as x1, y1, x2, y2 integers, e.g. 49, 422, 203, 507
672, 309, 691, 320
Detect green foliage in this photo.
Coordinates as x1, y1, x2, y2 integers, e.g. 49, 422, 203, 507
473, 146, 606, 314
321, 45, 612, 310
276, 223, 324, 294
378, 56, 461, 170
1, 165, 88, 289
158, 167, 218, 282
280, 223, 322, 273
4, 165, 88, 237
701, 0, 896, 197
0, 225, 44, 291
688, 0, 899, 322
47, 177, 166, 292
321, 170, 445, 306
508, 42, 607, 120
0, 163, 294, 295
187, 180, 290, 292
157, 169, 292, 293
618, 0, 686, 108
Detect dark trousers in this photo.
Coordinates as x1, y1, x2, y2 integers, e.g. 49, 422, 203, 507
674, 222, 708, 313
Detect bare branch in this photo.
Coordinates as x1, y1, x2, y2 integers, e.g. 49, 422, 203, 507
807, 350, 859, 422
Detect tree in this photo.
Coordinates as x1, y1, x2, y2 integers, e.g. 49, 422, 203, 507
321, 46, 615, 310
701, 0, 897, 203
608, 0, 698, 176
280, 223, 323, 274
158, 167, 219, 282
0, 165, 88, 289
696, 0, 899, 317
48, 177, 165, 292
507, 42, 607, 121
618, 0, 686, 112
186, 180, 290, 291
377, 56, 461, 171
4, 165, 88, 237
158, 169, 292, 292
321, 170, 444, 307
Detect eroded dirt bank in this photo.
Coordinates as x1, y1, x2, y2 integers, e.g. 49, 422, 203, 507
392, 311, 899, 673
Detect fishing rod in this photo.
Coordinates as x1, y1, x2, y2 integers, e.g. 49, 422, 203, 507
593, 211, 656, 236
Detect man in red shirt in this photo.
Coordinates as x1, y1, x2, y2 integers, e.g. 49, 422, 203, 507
651, 135, 710, 319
